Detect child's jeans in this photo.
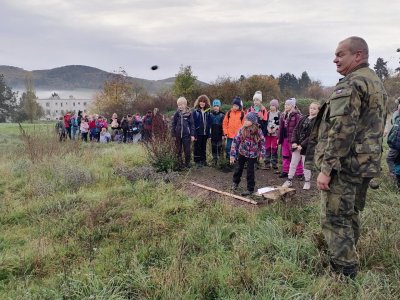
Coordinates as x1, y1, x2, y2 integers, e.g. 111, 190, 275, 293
225, 138, 233, 159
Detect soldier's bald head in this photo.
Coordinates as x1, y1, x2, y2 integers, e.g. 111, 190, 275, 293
341, 36, 369, 61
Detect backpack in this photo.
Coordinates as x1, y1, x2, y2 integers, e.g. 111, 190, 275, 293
388, 116, 400, 150
227, 110, 244, 122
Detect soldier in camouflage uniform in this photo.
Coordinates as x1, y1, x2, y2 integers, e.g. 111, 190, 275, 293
305, 36, 388, 279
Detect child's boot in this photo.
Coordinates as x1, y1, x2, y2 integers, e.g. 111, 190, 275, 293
303, 181, 311, 190
282, 179, 293, 188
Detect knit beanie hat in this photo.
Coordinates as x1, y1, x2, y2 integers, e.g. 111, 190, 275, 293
212, 99, 221, 107
245, 111, 258, 124
253, 91, 262, 102
232, 96, 242, 109
285, 98, 296, 107
270, 99, 279, 108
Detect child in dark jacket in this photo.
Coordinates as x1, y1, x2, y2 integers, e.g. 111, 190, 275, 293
193, 95, 212, 167
171, 97, 195, 168
210, 99, 225, 165
230, 112, 266, 196
394, 152, 400, 189
142, 110, 153, 142
282, 102, 320, 190
278, 98, 303, 178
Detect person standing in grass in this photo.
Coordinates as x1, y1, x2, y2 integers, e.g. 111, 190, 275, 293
210, 99, 225, 165
230, 112, 266, 196
171, 96, 195, 169
386, 100, 400, 178
80, 116, 89, 142
306, 36, 388, 279
247, 91, 268, 129
223, 96, 245, 161
278, 98, 303, 178
110, 113, 120, 142
282, 102, 320, 190
394, 152, 400, 189
63, 111, 72, 139
142, 110, 153, 142
70, 113, 79, 140
264, 99, 280, 170
152, 107, 168, 140
88, 115, 97, 142
193, 95, 212, 167
55, 116, 66, 142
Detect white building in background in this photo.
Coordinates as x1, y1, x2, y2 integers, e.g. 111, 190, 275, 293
36, 93, 93, 119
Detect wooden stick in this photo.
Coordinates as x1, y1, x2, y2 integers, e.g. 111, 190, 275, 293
189, 181, 258, 205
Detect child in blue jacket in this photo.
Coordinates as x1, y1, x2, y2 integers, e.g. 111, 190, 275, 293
193, 95, 212, 167
210, 99, 225, 165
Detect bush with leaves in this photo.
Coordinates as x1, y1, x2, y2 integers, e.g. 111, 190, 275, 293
143, 124, 179, 172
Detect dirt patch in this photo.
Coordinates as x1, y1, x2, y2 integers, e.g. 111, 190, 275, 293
178, 165, 320, 208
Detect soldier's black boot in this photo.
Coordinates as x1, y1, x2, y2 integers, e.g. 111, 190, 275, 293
330, 260, 357, 280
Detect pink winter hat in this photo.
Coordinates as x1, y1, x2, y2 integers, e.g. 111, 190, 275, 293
285, 98, 296, 106
270, 99, 279, 108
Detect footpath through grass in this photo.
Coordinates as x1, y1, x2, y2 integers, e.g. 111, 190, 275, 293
0, 123, 399, 299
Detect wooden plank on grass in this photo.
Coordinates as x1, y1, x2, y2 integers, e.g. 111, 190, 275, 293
259, 186, 296, 202
190, 181, 258, 205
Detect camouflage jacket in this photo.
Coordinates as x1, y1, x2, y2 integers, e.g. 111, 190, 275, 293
305, 63, 388, 177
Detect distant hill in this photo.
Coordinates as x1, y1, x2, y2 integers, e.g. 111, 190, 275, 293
0, 65, 204, 96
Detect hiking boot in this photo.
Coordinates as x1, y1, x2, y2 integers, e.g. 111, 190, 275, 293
241, 190, 253, 196
303, 181, 311, 190
330, 261, 357, 280
231, 183, 239, 191
282, 179, 293, 188
296, 174, 304, 181
279, 172, 288, 178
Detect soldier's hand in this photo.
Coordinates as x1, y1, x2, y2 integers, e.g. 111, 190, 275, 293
317, 172, 331, 190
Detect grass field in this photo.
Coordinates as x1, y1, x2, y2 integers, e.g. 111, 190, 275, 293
0, 123, 399, 299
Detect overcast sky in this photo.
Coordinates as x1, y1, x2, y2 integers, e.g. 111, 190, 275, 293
1, 0, 399, 87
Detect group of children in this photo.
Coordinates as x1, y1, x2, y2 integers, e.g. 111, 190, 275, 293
171, 92, 321, 195
56, 110, 160, 144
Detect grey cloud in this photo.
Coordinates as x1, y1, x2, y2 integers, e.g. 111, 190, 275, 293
1, 0, 399, 87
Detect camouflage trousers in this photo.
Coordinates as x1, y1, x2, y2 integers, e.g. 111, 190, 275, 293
321, 171, 371, 269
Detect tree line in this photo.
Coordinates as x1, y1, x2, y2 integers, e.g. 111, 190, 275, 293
1, 50, 400, 122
